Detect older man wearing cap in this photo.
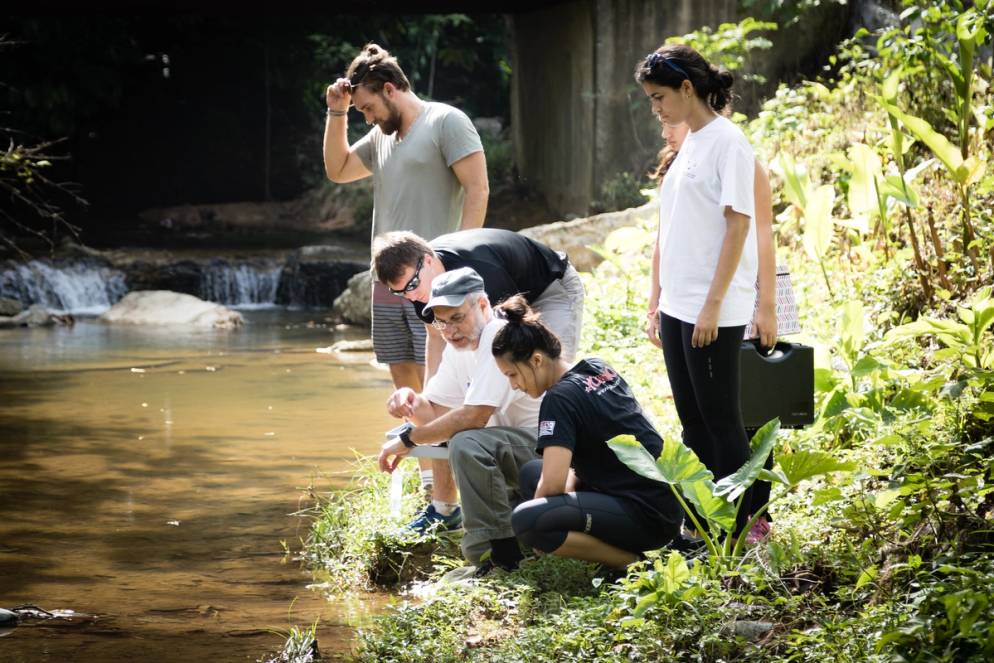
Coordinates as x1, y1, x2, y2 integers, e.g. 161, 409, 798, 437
379, 267, 540, 573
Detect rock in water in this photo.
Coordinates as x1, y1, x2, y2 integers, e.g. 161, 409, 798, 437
100, 291, 244, 328
332, 270, 371, 327
0, 297, 23, 316
0, 607, 18, 626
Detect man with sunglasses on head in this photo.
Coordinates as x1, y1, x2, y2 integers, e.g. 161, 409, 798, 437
324, 43, 488, 515
378, 267, 541, 574
371, 227, 585, 534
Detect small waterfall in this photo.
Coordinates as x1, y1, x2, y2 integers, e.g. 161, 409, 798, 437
199, 260, 282, 308
0, 260, 128, 315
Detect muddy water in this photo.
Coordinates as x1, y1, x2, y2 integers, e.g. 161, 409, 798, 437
0, 310, 395, 662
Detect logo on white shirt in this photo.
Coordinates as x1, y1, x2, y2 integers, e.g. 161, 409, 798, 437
539, 420, 556, 437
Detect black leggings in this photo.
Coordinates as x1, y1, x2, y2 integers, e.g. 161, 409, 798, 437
658, 311, 752, 532
510, 459, 675, 554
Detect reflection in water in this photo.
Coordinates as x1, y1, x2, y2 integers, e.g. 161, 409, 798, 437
0, 310, 395, 662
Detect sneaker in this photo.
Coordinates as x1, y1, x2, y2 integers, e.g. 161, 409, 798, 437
406, 504, 462, 534
744, 516, 772, 545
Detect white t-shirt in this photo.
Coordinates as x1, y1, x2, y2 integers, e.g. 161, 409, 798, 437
422, 317, 541, 430
656, 115, 758, 326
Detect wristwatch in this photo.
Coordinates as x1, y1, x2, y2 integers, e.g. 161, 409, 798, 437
397, 422, 416, 448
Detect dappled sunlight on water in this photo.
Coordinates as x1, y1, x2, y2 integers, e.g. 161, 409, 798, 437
0, 311, 394, 662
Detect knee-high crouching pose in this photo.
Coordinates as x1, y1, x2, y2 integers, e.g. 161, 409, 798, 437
491, 296, 682, 569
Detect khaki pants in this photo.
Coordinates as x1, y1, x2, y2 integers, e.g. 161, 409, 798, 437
448, 426, 539, 563
532, 263, 585, 362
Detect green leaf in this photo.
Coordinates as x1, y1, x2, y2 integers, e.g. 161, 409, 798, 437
777, 152, 809, 211
874, 488, 901, 509
680, 478, 738, 532
812, 485, 844, 505
848, 143, 884, 216
655, 436, 714, 484
841, 300, 865, 359
814, 367, 839, 393
660, 550, 691, 594
608, 434, 665, 483
632, 591, 660, 618
758, 468, 789, 486
777, 451, 856, 487
879, 175, 919, 208
882, 102, 966, 184
715, 418, 780, 502
881, 70, 900, 101
803, 184, 836, 260
853, 354, 886, 378
855, 565, 878, 590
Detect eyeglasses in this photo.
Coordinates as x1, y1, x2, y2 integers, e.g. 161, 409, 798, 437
645, 52, 689, 79
389, 256, 424, 296
431, 311, 468, 331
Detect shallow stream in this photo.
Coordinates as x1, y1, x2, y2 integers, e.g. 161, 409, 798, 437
0, 310, 394, 662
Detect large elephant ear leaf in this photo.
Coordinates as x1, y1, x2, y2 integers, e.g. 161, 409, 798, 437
680, 479, 738, 532
777, 451, 856, 487
715, 418, 780, 502
608, 434, 665, 483
656, 436, 713, 484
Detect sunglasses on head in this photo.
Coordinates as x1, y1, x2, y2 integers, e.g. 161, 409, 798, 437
645, 52, 689, 79
389, 255, 424, 296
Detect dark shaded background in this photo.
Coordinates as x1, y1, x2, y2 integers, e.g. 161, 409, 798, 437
2, 13, 511, 231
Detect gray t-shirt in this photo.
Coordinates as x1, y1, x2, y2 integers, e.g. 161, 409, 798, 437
353, 101, 483, 241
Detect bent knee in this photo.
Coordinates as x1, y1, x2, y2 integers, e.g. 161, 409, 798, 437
448, 429, 487, 464
512, 499, 565, 553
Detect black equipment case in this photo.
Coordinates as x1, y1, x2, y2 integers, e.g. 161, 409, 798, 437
739, 340, 815, 429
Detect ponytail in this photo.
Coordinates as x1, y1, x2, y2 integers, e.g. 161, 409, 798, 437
491, 295, 562, 362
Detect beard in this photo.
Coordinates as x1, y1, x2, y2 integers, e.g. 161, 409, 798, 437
378, 97, 403, 135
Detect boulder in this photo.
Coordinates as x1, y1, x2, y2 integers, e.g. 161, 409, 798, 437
15, 304, 57, 327
0, 297, 23, 316
332, 270, 372, 327
100, 291, 243, 328
520, 201, 657, 272
722, 620, 775, 642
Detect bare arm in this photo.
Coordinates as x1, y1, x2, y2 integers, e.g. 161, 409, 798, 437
534, 446, 573, 498
408, 403, 495, 445
753, 162, 778, 348
693, 208, 751, 348
646, 229, 662, 349
424, 324, 446, 381
451, 151, 489, 229
323, 79, 372, 184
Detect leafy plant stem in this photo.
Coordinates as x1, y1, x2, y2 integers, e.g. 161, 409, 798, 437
731, 501, 773, 560
926, 204, 952, 291
668, 484, 720, 561
819, 258, 835, 298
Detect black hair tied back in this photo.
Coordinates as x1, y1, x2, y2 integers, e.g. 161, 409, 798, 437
635, 44, 734, 114
492, 295, 562, 362
707, 64, 734, 113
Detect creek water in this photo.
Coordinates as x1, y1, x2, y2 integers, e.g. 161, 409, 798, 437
0, 310, 396, 662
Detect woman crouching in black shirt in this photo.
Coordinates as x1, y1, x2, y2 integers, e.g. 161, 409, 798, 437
492, 296, 682, 568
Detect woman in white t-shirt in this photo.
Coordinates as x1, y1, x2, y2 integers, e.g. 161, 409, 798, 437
635, 44, 758, 535
645, 120, 778, 543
